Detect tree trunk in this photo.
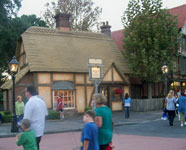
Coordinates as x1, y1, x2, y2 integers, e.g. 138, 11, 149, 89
147, 82, 152, 99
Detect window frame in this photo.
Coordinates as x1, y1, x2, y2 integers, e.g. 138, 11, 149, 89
53, 90, 75, 110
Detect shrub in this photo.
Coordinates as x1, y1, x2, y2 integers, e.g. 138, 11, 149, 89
46, 110, 60, 120
1, 111, 10, 116
3, 115, 12, 123
0, 111, 11, 123
84, 106, 92, 112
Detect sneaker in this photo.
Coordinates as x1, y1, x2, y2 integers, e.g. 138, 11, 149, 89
184, 122, 186, 125
181, 124, 184, 127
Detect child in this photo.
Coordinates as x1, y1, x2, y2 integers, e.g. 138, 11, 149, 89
80, 110, 99, 150
57, 96, 64, 120
16, 119, 38, 150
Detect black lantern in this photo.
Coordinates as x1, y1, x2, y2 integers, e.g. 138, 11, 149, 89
9, 56, 19, 132
162, 62, 168, 74
162, 62, 168, 96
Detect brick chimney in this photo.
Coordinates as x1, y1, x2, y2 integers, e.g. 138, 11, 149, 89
55, 13, 71, 31
100, 21, 111, 37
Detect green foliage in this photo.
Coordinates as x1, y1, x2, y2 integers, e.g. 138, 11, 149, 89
1, 111, 11, 123
0, 13, 47, 86
84, 106, 92, 112
12, 15, 47, 34
42, 0, 102, 31
1, 111, 11, 116
0, 0, 21, 19
3, 115, 12, 123
46, 110, 60, 120
122, 0, 179, 82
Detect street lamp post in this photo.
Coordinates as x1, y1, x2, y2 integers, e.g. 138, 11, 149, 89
9, 56, 19, 132
162, 62, 168, 96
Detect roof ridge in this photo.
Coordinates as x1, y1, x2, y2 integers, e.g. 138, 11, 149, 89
24, 26, 110, 40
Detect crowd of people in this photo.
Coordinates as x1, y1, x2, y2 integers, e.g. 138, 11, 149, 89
14, 85, 114, 150
163, 89, 186, 127
81, 93, 113, 150
16, 85, 48, 150
11, 84, 186, 150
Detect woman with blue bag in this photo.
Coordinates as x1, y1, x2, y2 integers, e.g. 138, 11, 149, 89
123, 93, 131, 118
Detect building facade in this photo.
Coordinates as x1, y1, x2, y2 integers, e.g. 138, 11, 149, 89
1, 14, 130, 113
111, 4, 186, 99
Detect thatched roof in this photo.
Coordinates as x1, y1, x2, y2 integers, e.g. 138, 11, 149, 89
21, 26, 130, 74
1, 26, 130, 89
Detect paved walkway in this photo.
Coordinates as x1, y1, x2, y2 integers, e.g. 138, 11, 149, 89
0, 111, 162, 138
1, 132, 186, 150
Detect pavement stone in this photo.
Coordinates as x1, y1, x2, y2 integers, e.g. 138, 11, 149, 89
1, 132, 186, 150
0, 110, 162, 138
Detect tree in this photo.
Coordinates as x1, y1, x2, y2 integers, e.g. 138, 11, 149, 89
11, 15, 47, 36
0, 14, 47, 86
122, 0, 179, 98
42, 0, 102, 31
0, 0, 22, 86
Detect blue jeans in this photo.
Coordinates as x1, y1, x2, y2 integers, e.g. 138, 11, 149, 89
125, 107, 130, 118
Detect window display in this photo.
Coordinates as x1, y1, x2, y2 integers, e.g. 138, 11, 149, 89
53, 90, 75, 109
112, 87, 123, 100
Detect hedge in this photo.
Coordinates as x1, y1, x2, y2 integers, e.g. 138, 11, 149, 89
3, 115, 12, 123
0, 110, 61, 123
0, 111, 11, 123
84, 106, 92, 112
46, 110, 60, 120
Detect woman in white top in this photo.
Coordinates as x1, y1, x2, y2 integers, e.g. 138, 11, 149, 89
123, 93, 131, 119
166, 90, 176, 126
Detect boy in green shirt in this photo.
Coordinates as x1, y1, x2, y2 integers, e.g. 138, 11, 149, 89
16, 119, 38, 150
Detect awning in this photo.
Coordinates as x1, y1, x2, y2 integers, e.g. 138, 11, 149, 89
52, 81, 75, 90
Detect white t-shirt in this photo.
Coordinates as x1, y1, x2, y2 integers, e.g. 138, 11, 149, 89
24, 95, 48, 137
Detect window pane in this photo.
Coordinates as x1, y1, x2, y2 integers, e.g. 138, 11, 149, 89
68, 90, 72, 96
53, 90, 75, 109
112, 87, 123, 100
54, 91, 58, 96
54, 97, 58, 107
59, 90, 63, 97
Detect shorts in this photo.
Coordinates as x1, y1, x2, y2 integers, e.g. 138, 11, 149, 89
58, 109, 63, 112
179, 112, 185, 121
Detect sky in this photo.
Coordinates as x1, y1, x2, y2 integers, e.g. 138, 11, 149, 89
18, 0, 186, 31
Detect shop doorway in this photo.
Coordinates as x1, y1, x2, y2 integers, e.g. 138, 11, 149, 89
99, 86, 111, 108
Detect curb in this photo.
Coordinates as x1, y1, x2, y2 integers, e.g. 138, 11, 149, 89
0, 119, 161, 138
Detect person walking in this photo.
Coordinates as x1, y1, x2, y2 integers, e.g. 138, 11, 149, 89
94, 93, 113, 150
16, 119, 38, 150
178, 90, 186, 127
16, 96, 24, 126
57, 96, 64, 120
123, 93, 131, 119
165, 90, 176, 126
24, 85, 48, 150
80, 110, 99, 150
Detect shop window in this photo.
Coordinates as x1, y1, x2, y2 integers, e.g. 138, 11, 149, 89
112, 87, 123, 100
53, 90, 75, 109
